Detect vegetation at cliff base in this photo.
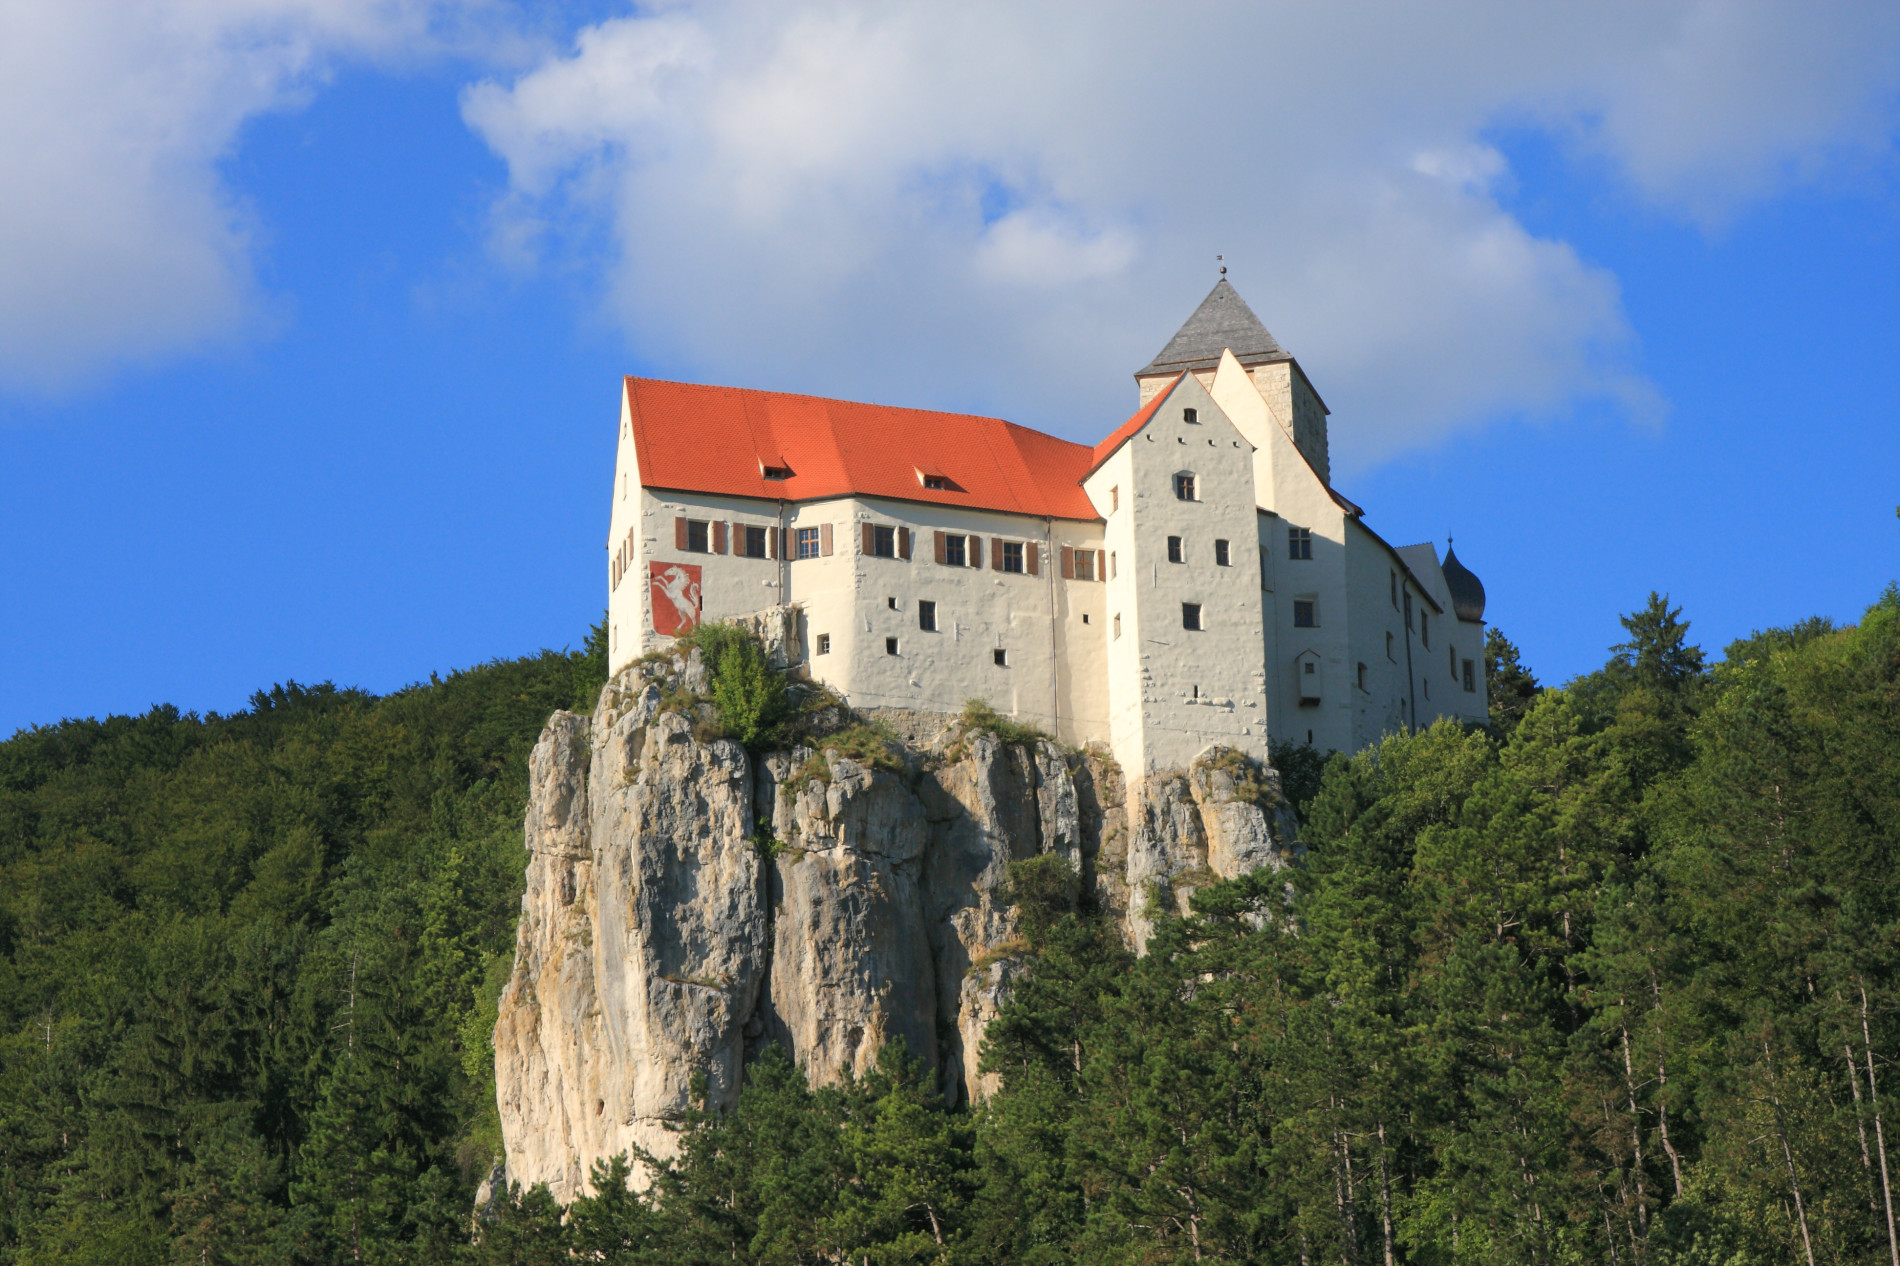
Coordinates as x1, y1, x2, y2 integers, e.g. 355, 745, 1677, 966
6, 585, 1900, 1264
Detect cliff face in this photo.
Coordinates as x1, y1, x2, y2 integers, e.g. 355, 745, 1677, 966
493, 649, 1299, 1200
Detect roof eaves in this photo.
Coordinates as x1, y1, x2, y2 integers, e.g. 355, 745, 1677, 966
1085, 372, 1185, 478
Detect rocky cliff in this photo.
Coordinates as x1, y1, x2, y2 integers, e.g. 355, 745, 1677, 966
492, 646, 1300, 1199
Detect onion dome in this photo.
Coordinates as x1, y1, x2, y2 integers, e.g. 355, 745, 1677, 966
1442, 546, 1486, 622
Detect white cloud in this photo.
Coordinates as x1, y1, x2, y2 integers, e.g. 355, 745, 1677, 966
0, 0, 511, 395
463, 0, 1900, 466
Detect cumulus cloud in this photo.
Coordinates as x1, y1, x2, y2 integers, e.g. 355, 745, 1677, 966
463, 0, 1900, 465
0, 0, 510, 395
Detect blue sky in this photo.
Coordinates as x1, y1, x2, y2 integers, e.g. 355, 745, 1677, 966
2, 2, 1897, 736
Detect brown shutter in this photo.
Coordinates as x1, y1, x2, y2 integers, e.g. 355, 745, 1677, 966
675, 516, 688, 550
933, 531, 946, 564
1026, 543, 1039, 575
713, 521, 728, 554
968, 536, 981, 568
899, 526, 912, 560
1060, 546, 1075, 579
821, 523, 833, 556
1093, 550, 1105, 581
779, 528, 788, 559
862, 522, 875, 555
991, 537, 1003, 570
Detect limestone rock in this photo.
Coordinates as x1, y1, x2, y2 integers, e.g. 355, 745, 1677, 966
493, 659, 1299, 1200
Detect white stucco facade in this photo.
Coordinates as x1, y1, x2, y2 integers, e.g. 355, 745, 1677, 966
605, 280, 1490, 775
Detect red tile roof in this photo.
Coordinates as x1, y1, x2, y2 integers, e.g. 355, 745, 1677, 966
625, 377, 1101, 521
1086, 372, 1184, 474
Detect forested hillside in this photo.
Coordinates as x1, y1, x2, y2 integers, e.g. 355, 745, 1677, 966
4, 587, 1898, 1265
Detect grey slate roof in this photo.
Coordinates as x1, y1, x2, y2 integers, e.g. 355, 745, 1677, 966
1136, 279, 1293, 377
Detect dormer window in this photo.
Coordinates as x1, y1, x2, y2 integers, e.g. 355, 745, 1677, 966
922, 475, 948, 491
762, 466, 791, 480
759, 456, 793, 480
915, 466, 956, 492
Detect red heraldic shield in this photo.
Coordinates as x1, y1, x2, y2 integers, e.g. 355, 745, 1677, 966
649, 562, 703, 636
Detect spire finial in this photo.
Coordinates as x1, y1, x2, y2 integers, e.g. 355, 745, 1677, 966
1217, 253, 1226, 278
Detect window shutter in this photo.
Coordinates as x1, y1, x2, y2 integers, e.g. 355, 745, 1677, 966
990, 537, 1003, 570
861, 523, 875, 555
1060, 546, 1075, 579
1094, 550, 1106, 581
675, 516, 688, 550
968, 536, 982, 569
1026, 543, 1039, 576
933, 531, 946, 564
713, 521, 728, 554
821, 523, 833, 556
899, 526, 912, 560
779, 528, 788, 559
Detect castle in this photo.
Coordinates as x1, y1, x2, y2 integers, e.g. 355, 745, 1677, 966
604, 279, 1488, 774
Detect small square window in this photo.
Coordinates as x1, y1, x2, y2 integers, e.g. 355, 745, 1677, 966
1463, 659, 1476, 692
1174, 472, 1197, 501
886, 636, 899, 655
1183, 407, 1198, 424
873, 525, 896, 557
1294, 600, 1316, 628
919, 600, 936, 631
887, 596, 898, 610
1167, 535, 1184, 564
1182, 602, 1203, 631
1001, 541, 1024, 573
816, 633, 831, 655
944, 534, 966, 567
795, 527, 821, 559
993, 648, 1008, 667
1288, 527, 1312, 560
687, 520, 709, 553
1082, 613, 1090, 624
742, 525, 768, 558
1214, 539, 1230, 566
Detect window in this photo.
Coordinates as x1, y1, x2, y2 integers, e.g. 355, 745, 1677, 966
919, 600, 937, 631
1294, 599, 1316, 628
1386, 631, 1395, 661
1288, 526, 1312, 560
1420, 612, 1429, 648
1113, 613, 1122, 639
1110, 485, 1119, 512
1167, 536, 1184, 563
795, 527, 822, 559
741, 525, 769, 558
1001, 541, 1025, 573
1424, 678, 1431, 700
817, 633, 831, 655
1357, 663, 1368, 691
1182, 603, 1203, 631
922, 474, 949, 490
1183, 407, 1198, 424
762, 465, 791, 480
1082, 613, 1090, 624
1403, 591, 1413, 631
687, 519, 709, 553
1449, 646, 1457, 678
887, 596, 898, 610
1214, 539, 1230, 566
621, 473, 627, 499
873, 525, 896, 558
1110, 551, 1117, 579
1463, 659, 1476, 692
1260, 546, 1272, 591
885, 637, 899, 655
993, 648, 1008, 667
1073, 550, 1095, 581
943, 534, 966, 567
1174, 472, 1197, 501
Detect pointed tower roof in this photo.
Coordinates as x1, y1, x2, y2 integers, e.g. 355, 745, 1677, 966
1442, 546, 1487, 623
1136, 279, 1293, 377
